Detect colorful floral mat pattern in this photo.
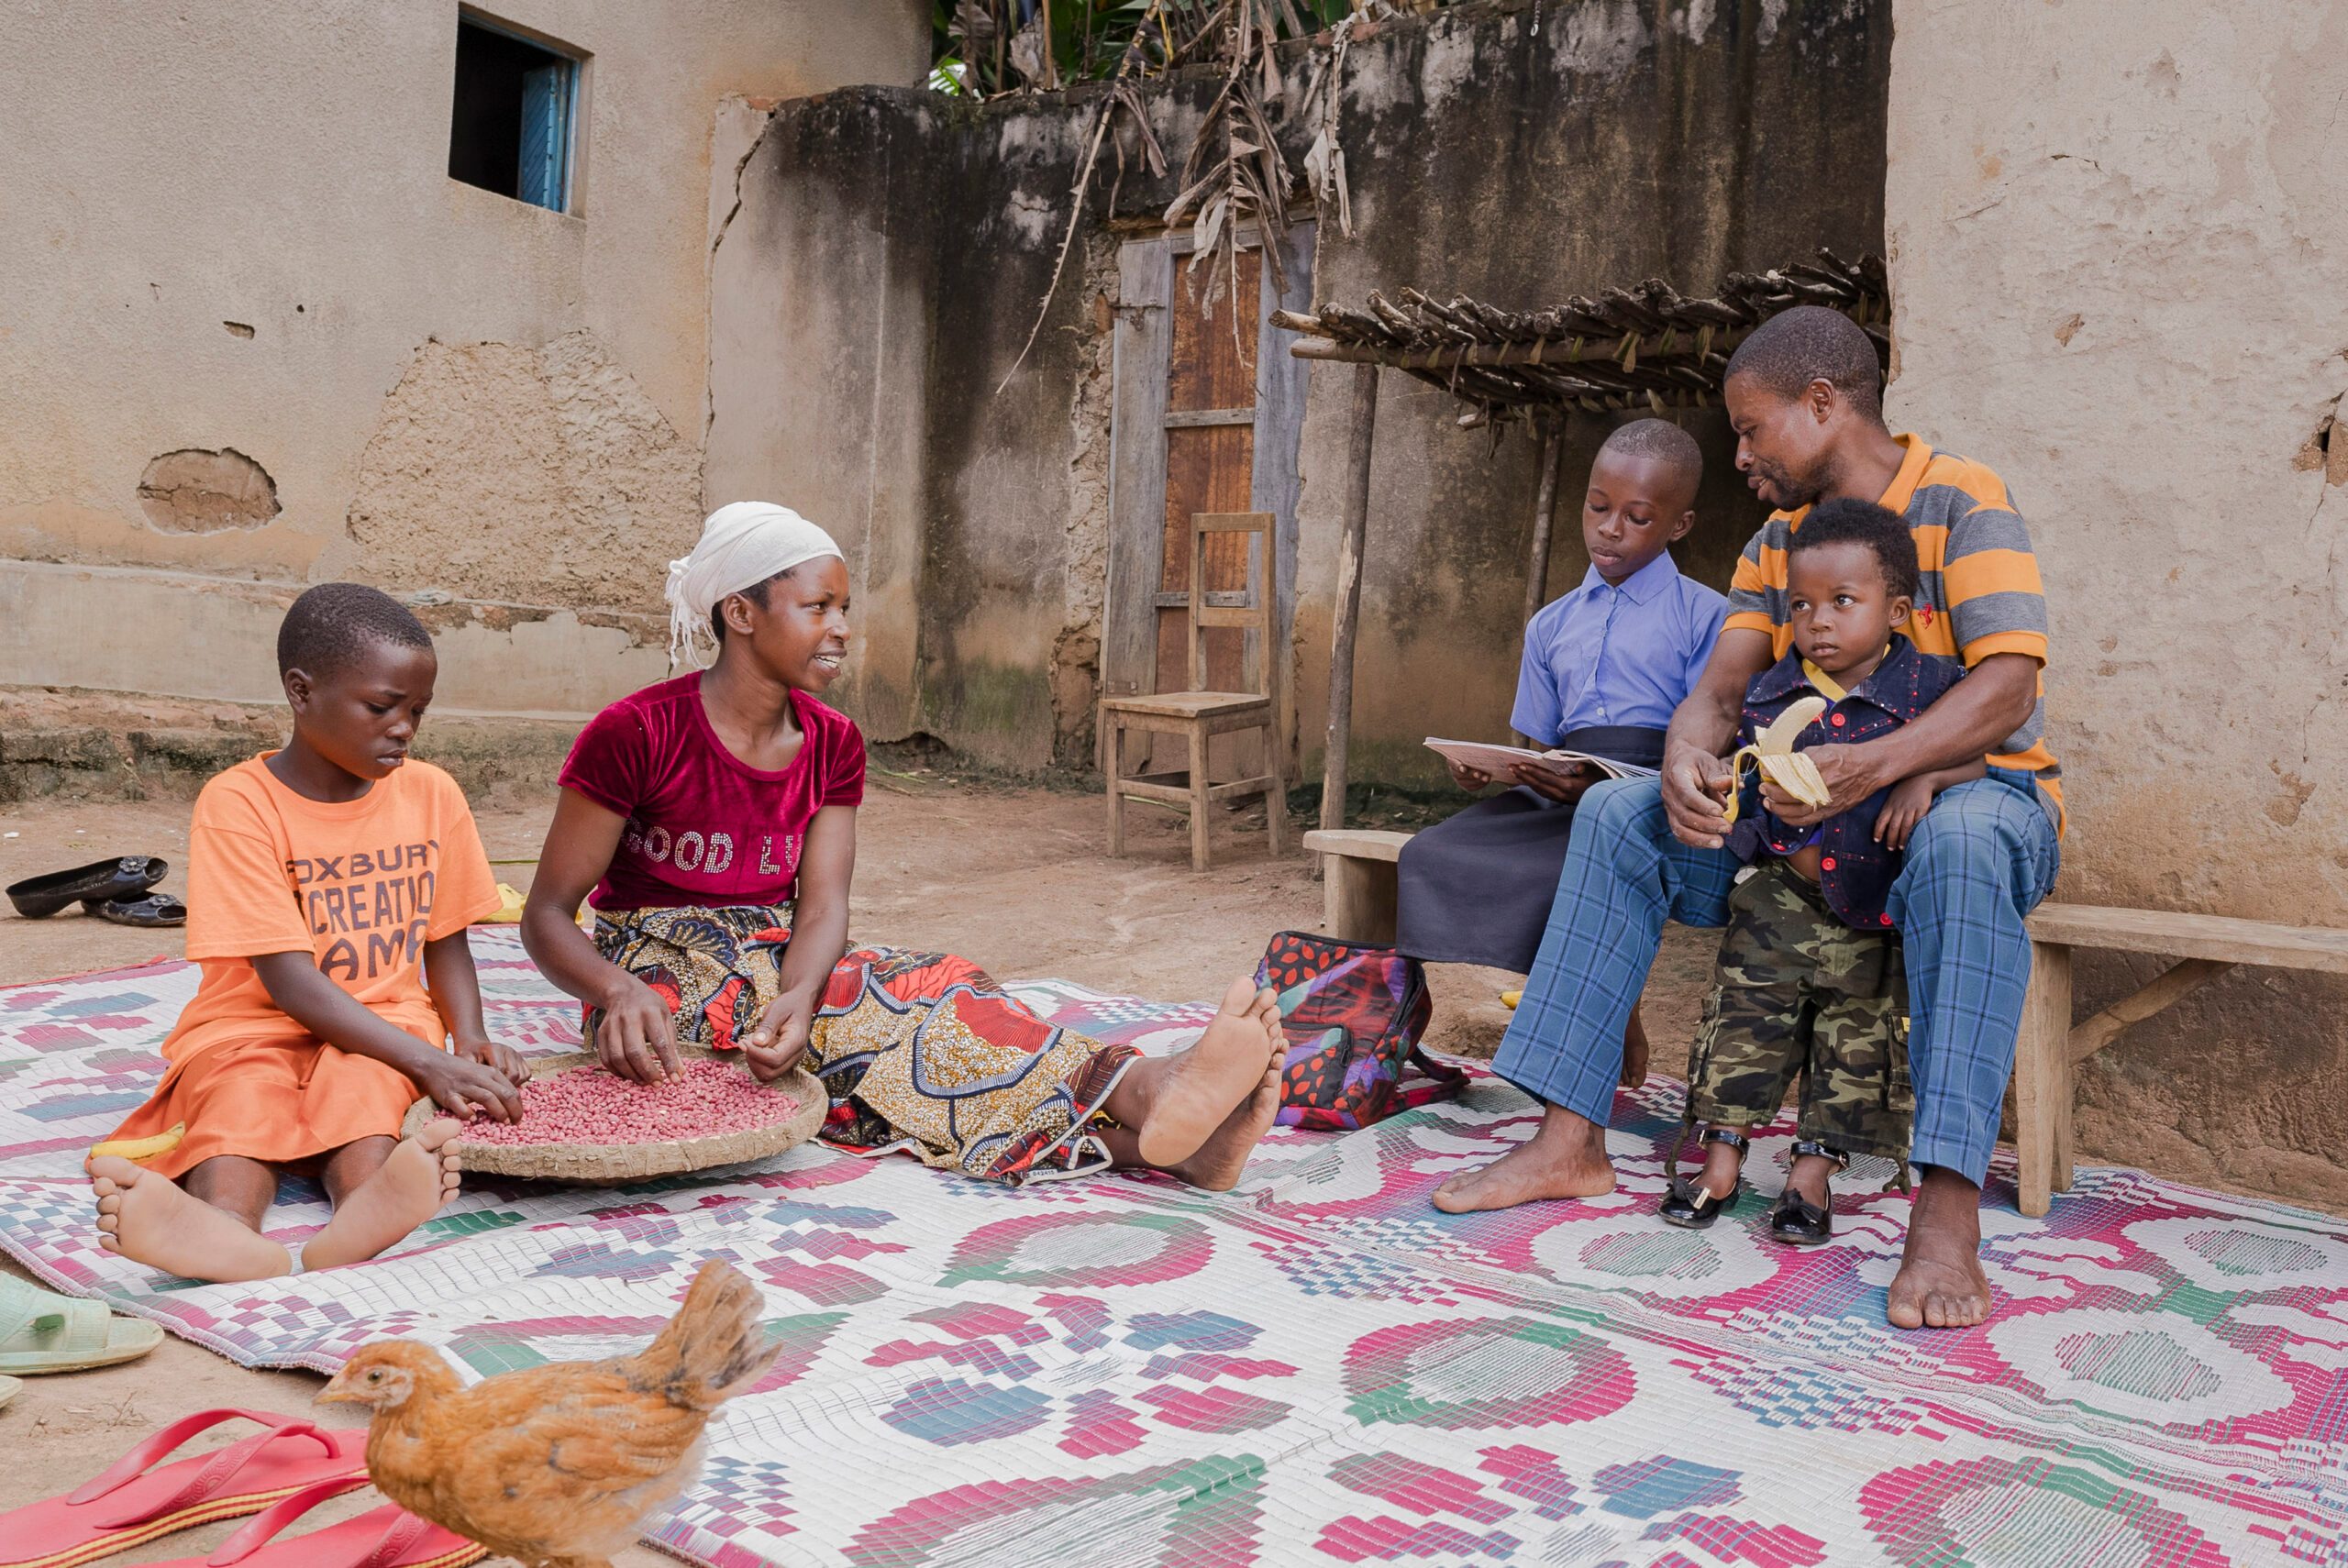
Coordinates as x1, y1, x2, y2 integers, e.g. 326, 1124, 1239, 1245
1, 933, 2343, 1567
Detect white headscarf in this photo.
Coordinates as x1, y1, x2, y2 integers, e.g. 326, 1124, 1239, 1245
664, 502, 845, 670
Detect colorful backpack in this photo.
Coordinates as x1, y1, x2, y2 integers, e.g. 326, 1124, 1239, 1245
1255, 931, 1465, 1131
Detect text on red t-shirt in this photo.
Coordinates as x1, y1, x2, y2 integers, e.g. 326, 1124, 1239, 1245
558, 675, 866, 911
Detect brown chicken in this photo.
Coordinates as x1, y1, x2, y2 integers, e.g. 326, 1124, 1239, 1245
318, 1260, 781, 1568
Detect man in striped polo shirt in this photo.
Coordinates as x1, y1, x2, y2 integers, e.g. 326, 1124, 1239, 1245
1434, 307, 2061, 1332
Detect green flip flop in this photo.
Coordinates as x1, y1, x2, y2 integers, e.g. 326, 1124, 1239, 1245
0, 1275, 163, 1375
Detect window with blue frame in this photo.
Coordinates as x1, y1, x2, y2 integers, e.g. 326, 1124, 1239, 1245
448, 13, 579, 213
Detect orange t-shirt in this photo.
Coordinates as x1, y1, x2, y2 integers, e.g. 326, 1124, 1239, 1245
161, 756, 502, 1067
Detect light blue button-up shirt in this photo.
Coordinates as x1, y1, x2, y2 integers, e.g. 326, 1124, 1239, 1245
1512, 551, 1729, 743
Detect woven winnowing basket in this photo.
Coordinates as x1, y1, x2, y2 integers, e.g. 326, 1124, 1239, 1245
401, 1047, 828, 1186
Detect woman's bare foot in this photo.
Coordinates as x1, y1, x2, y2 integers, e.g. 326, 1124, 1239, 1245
1168, 1036, 1285, 1192
87, 1157, 291, 1282
1886, 1167, 1993, 1330
1109, 977, 1282, 1170
1431, 1106, 1617, 1214
302, 1123, 462, 1272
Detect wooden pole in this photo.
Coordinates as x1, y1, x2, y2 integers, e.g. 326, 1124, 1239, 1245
1521, 422, 1565, 629
1320, 362, 1379, 833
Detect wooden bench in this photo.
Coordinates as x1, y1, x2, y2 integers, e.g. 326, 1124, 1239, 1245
2015, 905, 2348, 1215
1302, 829, 2348, 1219
1304, 828, 1412, 948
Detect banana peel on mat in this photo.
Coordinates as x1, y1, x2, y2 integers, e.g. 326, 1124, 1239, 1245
1722, 696, 1833, 824
89, 1121, 184, 1163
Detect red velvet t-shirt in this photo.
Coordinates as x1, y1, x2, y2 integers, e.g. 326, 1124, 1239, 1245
558, 675, 866, 911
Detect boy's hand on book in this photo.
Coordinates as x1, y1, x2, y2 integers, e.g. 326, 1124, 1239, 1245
1510, 758, 1592, 804
1445, 758, 1494, 791
417, 1053, 526, 1123
744, 996, 813, 1083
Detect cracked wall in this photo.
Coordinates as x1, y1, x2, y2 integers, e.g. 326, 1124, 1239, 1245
346, 332, 702, 613
1888, 0, 2348, 1207
0, 0, 926, 714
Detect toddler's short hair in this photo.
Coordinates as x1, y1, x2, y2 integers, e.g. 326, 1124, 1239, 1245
278, 583, 432, 677
1789, 499, 1920, 600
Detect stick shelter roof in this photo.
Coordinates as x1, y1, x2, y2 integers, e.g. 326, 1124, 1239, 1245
1275, 248, 1889, 427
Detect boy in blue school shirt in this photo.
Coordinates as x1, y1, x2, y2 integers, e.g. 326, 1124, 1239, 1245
1660, 500, 1981, 1245
1397, 420, 1727, 1077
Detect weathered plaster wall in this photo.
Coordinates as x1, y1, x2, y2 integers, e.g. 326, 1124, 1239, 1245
1295, 0, 1889, 785
705, 0, 1888, 768
0, 0, 926, 714
1888, 0, 2348, 1206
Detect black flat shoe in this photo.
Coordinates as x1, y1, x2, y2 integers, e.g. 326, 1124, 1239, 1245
86, 893, 186, 928
1659, 1126, 1749, 1231
6, 857, 167, 919
1767, 1140, 1846, 1246
1661, 1177, 1744, 1230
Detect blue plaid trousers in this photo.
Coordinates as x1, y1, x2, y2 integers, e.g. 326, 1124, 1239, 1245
1493, 775, 2061, 1185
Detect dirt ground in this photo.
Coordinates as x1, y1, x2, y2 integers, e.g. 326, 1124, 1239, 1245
0, 778, 1717, 1564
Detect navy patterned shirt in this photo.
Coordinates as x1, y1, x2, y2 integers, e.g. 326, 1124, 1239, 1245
1734, 637, 1967, 930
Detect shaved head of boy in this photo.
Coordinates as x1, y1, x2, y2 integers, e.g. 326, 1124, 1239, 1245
275, 583, 438, 787
1582, 417, 1703, 585
278, 582, 432, 679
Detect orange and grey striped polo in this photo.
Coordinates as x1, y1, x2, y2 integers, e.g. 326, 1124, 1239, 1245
1724, 434, 2062, 827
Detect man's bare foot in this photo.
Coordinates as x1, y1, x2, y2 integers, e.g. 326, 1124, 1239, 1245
1168, 1019, 1285, 1192
1431, 1106, 1617, 1214
302, 1123, 461, 1272
1112, 977, 1282, 1170
1886, 1166, 1992, 1330
87, 1157, 291, 1282
1618, 1007, 1651, 1090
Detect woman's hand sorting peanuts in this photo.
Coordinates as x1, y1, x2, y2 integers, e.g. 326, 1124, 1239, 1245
595, 973, 682, 1084
745, 996, 814, 1084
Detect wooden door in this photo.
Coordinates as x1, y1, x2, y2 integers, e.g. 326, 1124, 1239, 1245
1159, 247, 1260, 700
1106, 223, 1313, 778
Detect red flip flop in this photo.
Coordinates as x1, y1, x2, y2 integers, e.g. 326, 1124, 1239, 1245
144, 1478, 482, 1568
0, 1408, 369, 1568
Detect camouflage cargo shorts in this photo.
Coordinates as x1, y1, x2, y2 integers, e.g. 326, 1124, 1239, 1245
1685, 859, 1912, 1162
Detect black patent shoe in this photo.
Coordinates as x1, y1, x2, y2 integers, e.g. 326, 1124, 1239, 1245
6, 856, 167, 919
1660, 1127, 1749, 1231
89, 893, 187, 928
1767, 1140, 1848, 1246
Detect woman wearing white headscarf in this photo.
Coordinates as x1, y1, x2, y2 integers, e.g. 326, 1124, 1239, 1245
522, 503, 1285, 1187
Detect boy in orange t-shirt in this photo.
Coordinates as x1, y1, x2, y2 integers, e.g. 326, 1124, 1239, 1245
87, 584, 526, 1282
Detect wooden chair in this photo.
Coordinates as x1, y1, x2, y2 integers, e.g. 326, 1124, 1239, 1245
1101, 512, 1286, 870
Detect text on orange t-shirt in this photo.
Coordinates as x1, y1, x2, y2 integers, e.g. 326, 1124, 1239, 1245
161, 755, 502, 1067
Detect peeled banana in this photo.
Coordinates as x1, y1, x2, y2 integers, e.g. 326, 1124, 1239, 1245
1722, 696, 1833, 823
88, 1122, 185, 1163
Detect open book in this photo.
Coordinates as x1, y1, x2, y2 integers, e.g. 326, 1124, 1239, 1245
1423, 738, 1659, 781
